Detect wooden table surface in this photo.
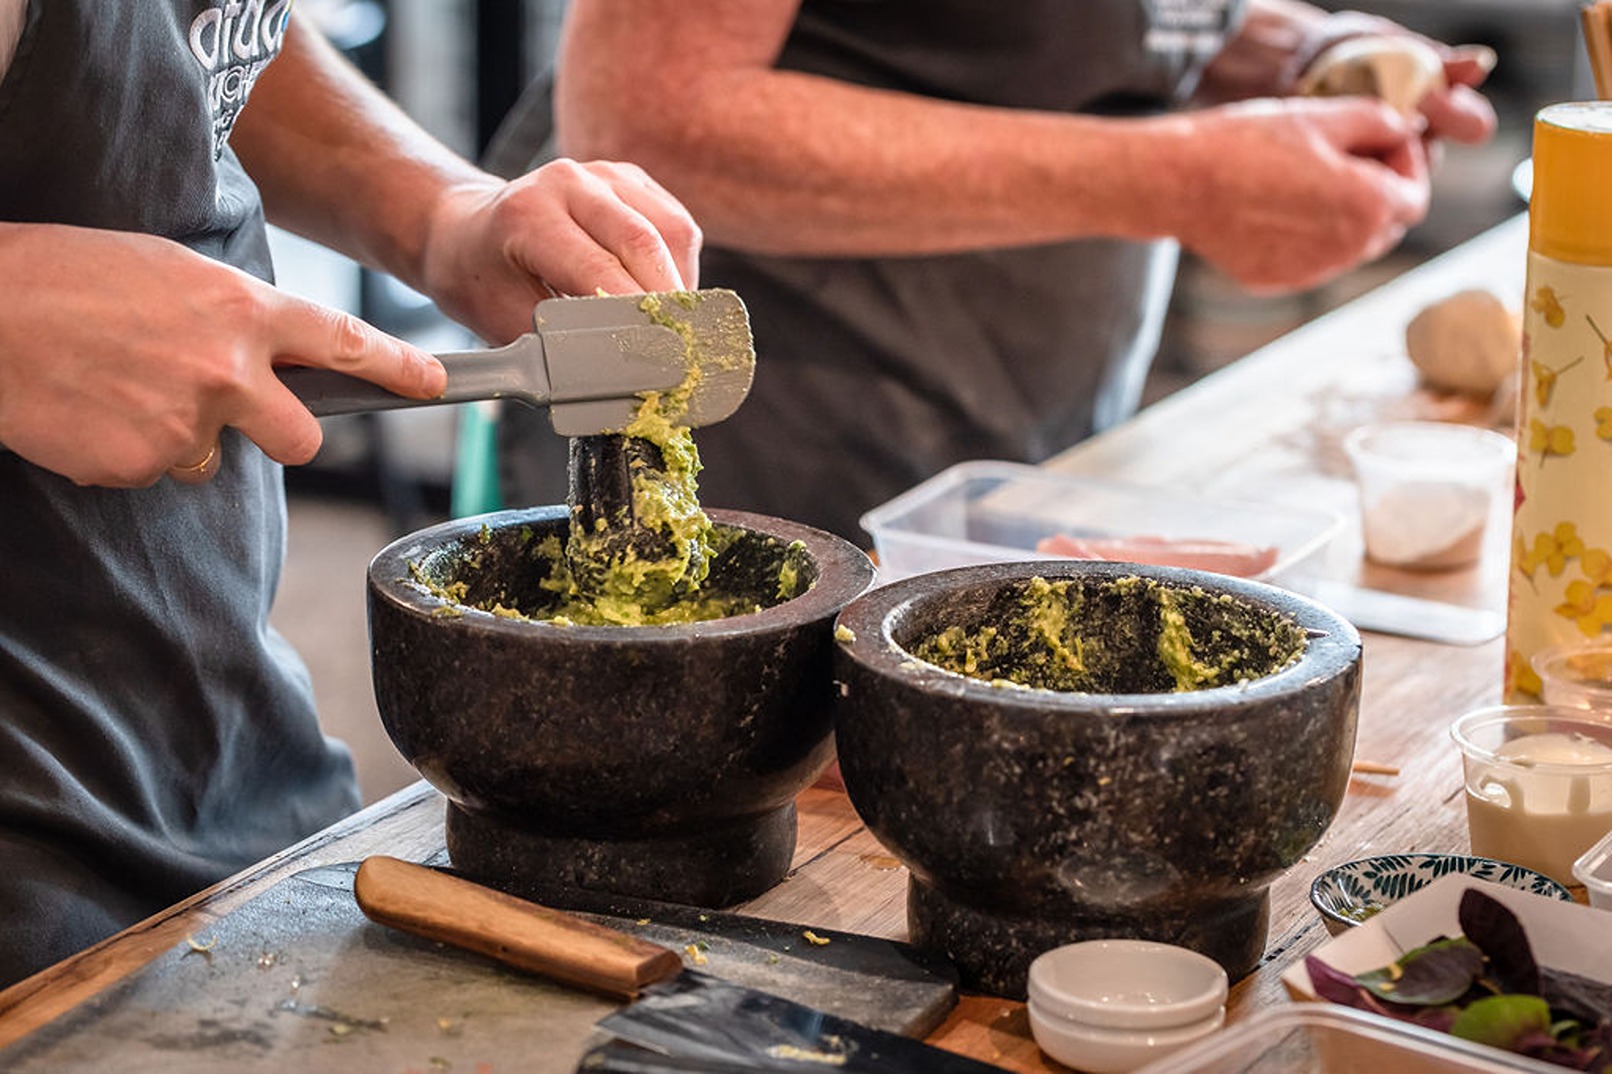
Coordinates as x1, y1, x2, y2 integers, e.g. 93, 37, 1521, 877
0, 215, 1544, 1070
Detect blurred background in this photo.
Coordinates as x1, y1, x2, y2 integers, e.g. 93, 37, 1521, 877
271, 0, 1592, 804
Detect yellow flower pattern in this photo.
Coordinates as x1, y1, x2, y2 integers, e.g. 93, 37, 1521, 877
1590, 315, 1612, 378
1531, 286, 1566, 327
1532, 356, 1583, 407
1519, 525, 1612, 634
1582, 546, 1612, 584
1528, 418, 1575, 459
1509, 263, 1612, 702
1517, 521, 1585, 579
1507, 647, 1544, 699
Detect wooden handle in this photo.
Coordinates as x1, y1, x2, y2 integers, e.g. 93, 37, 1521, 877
352, 856, 684, 1000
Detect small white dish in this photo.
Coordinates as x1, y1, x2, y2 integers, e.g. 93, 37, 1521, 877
1028, 1001, 1224, 1073
1027, 939, 1229, 1030
1026, 940, 1229, 1070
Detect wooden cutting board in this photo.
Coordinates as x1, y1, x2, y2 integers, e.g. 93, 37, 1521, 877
0, 863, 958, 1073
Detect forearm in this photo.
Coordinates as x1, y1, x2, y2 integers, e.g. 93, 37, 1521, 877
558, 66, 1198, 258
230, 15, 490, 291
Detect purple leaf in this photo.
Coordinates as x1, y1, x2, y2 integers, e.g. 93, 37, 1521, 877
1542, 966, 1612, 1031
1307, 955, 1373, 1008
1459, 888, 1540, 996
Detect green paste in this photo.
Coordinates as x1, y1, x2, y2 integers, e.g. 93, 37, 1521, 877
910, 575, 1305, 693
407, 292, 803, 627
558, 293, 719, 623
407, 521, 813, 628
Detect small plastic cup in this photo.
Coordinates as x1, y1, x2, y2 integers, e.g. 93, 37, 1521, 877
1342, 421, 1515, 570
1451, 705, 1612, 886
1574, 828, 1612, 910
1531, 639, 1612, 714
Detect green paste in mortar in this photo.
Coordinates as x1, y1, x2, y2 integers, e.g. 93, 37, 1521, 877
559, 298, 715, 622
912, 575, 1306, 693
410, 291, 797, 627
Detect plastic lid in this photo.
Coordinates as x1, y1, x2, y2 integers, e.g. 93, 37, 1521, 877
1531, 102, 1612, 265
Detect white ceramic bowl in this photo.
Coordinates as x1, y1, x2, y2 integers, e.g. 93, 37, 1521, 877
1028, 1001, 1225, 1073
1027, 939, 1229, 1030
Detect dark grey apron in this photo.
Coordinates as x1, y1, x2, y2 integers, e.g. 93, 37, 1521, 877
0, 0, 359, 987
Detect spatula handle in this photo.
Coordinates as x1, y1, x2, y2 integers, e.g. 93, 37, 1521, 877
277, 341, 540, 416
352, 856, 684, 1000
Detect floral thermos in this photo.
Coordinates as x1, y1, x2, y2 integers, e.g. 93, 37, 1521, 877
1507, 102, 1612, 699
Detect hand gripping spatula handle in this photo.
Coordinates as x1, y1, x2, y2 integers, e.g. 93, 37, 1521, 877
354, 857, 1008, 1073
278, 289, 754, 437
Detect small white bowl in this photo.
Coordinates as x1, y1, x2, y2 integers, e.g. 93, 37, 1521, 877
1028, 1001, 1225, 1073
1027, 939, 1229, 1030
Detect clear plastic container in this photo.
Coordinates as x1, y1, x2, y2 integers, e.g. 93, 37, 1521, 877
1451, 705, 1612, 886
859, 461, 1343, 591
1574, 827, 1612, 910
1136, 1005, 1556, 1073
1343, 420, 1514, 571
1531, 639, 1612, 714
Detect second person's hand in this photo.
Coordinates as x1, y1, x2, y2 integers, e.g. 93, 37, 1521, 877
1163, 96, 1430, 295
416, 157, 704, 347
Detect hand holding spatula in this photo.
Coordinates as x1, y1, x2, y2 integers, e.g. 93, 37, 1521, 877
277, 289, 754, 437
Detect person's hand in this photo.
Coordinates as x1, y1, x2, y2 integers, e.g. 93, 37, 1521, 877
415, 158, 703, 346
0, 224, 446, 487
1207, 4, 1496, 147
1165, 96, 1430, 295
1286, 11, 1498, 146
1417, 43, 1497, 146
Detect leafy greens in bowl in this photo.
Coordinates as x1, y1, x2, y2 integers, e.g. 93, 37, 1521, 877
1306, 888, 1612, 1071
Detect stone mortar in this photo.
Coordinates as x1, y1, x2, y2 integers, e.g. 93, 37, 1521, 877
831, 560, 1361, 997
368, 506, 875, 907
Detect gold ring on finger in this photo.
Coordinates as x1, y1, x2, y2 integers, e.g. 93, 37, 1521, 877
168, 443, 220, 484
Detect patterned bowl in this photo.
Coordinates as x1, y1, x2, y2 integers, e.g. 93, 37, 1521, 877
1310, 853, 1573, 935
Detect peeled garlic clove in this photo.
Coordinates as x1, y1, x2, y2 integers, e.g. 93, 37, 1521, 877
1298, 34, 1447, 114
1405, 288, 1521, 397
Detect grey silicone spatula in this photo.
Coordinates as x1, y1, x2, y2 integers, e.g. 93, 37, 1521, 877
277, 289, 755, 437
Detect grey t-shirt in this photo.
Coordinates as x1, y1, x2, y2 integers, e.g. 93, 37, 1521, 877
497, 0, 1243, 540
0, 1, 359, 987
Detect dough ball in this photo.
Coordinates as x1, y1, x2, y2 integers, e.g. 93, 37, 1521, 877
1405, 289, 1521, 397
1298, 35, 1446, 114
